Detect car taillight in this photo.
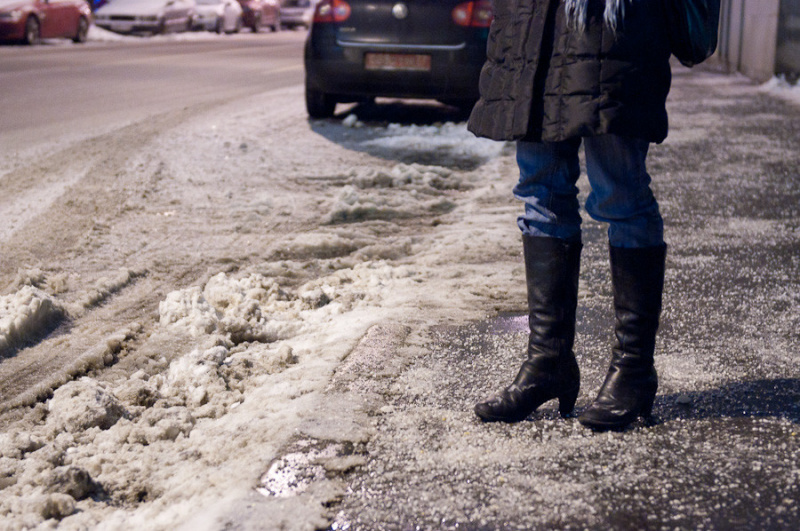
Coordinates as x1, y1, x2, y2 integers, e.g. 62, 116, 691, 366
452, 0, 492, 27
313, 0, 351, 23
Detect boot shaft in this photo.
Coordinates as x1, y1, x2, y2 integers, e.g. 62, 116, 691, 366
522, 235, 582, 357
609, 244, 667, 363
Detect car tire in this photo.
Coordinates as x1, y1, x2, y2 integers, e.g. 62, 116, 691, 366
73, 15, 89, 43
215, 17, 224, 33
251, 14, 261, 32
23, 16, 40, 45
306, 83, 336, 119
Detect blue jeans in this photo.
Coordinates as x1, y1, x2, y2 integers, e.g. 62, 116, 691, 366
514, 135, 664, 248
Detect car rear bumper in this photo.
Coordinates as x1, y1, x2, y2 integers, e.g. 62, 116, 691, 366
305, 33, 485, 101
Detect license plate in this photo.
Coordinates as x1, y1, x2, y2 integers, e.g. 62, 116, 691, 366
364, 53, 432, 72
111, 22, 132, 31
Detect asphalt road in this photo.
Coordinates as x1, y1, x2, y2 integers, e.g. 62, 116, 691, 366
0, 32, 307, 152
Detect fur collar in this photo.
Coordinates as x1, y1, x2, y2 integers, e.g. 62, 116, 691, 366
564, 0, 627, 33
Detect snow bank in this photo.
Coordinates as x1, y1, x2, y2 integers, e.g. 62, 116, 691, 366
160, 263, 416, 344
87, 25, 242, 44
159, 272, 295, 343
69, 268, 145, 317
0, 267, 143, 357
365, 122, 505, 164
326, 163, 467, 224
47, 378, 128, 433
0, 257, 421, 528
0, 286, 63, 356
761, 75, 800, 108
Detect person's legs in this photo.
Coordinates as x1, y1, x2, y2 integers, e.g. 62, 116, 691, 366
579, 134, 667, 430
475, 140, 583, 422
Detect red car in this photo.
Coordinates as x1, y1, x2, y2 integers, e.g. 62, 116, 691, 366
237, 0, 279, 32
0, 0, 92, 44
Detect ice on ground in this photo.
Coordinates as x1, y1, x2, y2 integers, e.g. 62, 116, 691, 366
0, 286, 63, 355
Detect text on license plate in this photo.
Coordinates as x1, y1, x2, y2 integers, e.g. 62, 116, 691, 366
364, 53, 432, 72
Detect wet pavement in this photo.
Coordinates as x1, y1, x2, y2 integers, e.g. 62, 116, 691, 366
261, 70, 800, 529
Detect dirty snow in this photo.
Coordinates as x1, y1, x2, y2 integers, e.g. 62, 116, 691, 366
0, 92, 519, 529
0, 286, 63, 356
762, 75, 800, 107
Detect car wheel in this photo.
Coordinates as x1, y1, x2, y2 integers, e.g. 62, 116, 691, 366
251, 14, 261, 32
23, 16, 40, 45
215, 16, 224, 33
73, 15, 89, 43
306, 82, 336, 119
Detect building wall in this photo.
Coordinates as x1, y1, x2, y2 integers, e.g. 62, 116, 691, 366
716, 0, 781, 82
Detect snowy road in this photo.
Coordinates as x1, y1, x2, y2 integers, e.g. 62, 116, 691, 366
0, 30, 306, 152
0, 34, 799, 530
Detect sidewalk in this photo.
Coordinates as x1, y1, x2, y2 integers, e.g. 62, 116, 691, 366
264, 69, 800, 530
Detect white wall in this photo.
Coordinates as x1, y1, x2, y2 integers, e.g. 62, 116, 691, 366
716, 0, 781, 82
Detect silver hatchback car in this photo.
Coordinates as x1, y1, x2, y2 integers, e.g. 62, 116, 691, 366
280, 0, 316, 28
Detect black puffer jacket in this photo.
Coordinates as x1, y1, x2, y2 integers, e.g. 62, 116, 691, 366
468, 0, 673, 143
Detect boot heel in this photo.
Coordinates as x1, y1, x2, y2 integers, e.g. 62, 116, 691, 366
558, 386, 579, 418
639, 392, 656, 419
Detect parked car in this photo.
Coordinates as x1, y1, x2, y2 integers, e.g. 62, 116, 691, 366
236, 0, 278, 32
279, 0, 313, 29
304, 0, 492, 118
93, 0, 196, 34
194, 0, 241, 32
0, 0, 92, 44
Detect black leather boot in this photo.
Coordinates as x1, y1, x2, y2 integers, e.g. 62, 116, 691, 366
475, 235, 582, 422
579, 244, 667, 430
